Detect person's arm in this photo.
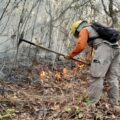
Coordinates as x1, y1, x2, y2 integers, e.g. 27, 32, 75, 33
68, 28, 89, 58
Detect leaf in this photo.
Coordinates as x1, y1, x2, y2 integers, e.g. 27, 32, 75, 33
64, 107, 71, 113
0, 109, 15, 120
78, 112, 84, 119
96, 114, 104, 120
6, 108, 16, 114
82, 97, 93, 106
0, 114, 11, 120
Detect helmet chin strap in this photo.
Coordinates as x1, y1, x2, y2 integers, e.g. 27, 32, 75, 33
74, 30, 79, 38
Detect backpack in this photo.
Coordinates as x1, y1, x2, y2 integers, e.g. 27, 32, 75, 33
90, 22, 120, 43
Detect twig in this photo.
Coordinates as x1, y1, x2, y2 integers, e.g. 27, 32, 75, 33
0, 0, 11, 21
101, 0, 110, 16
0, 62, 6, 72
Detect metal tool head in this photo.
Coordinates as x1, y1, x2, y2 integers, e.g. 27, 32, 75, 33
17, 38, 23, 48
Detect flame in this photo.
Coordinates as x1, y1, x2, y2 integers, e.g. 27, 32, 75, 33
73, 67, 78, 76
63, 68, 68, 78
40, 71, 47, 80
55, 72, 61, 80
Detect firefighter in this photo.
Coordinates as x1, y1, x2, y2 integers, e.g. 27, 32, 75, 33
66, 20, 120, 111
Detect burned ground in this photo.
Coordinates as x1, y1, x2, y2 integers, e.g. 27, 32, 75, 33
0, 60, 120, 120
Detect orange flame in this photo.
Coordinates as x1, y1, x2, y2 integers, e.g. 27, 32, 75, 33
55, 72, 61, 80
40, 71, 46, 80
63, 68, 68, 78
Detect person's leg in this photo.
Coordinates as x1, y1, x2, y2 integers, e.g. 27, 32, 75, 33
88, 44, 113, 105
107, 74, 119, 105
88, 77, 104, 104
106, 49, 120, 105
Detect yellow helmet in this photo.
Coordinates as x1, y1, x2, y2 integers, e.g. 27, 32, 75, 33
71, 20, 88, 36
71, 20, 83, 35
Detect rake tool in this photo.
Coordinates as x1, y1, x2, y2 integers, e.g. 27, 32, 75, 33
18, 38, 90, 65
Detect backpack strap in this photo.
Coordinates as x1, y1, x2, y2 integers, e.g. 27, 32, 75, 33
88, 36, 100, 42
85, 26, 102, 48
103, 41, 120, 49
86, 25, 100, 42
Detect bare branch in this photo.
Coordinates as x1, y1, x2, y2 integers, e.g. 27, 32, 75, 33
89, 0, 101, 13
109, 0, 113, 17
0, 0, 11, 21
101, 0, 110, 16
53, 0, 91, 22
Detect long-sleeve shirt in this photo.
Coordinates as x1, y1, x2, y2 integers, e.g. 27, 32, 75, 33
69, 28, 89, 58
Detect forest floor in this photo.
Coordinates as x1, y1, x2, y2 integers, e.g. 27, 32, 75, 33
0, 61, 120, 120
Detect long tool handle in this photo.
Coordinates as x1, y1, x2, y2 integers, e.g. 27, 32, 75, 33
19, 38, 90, 65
